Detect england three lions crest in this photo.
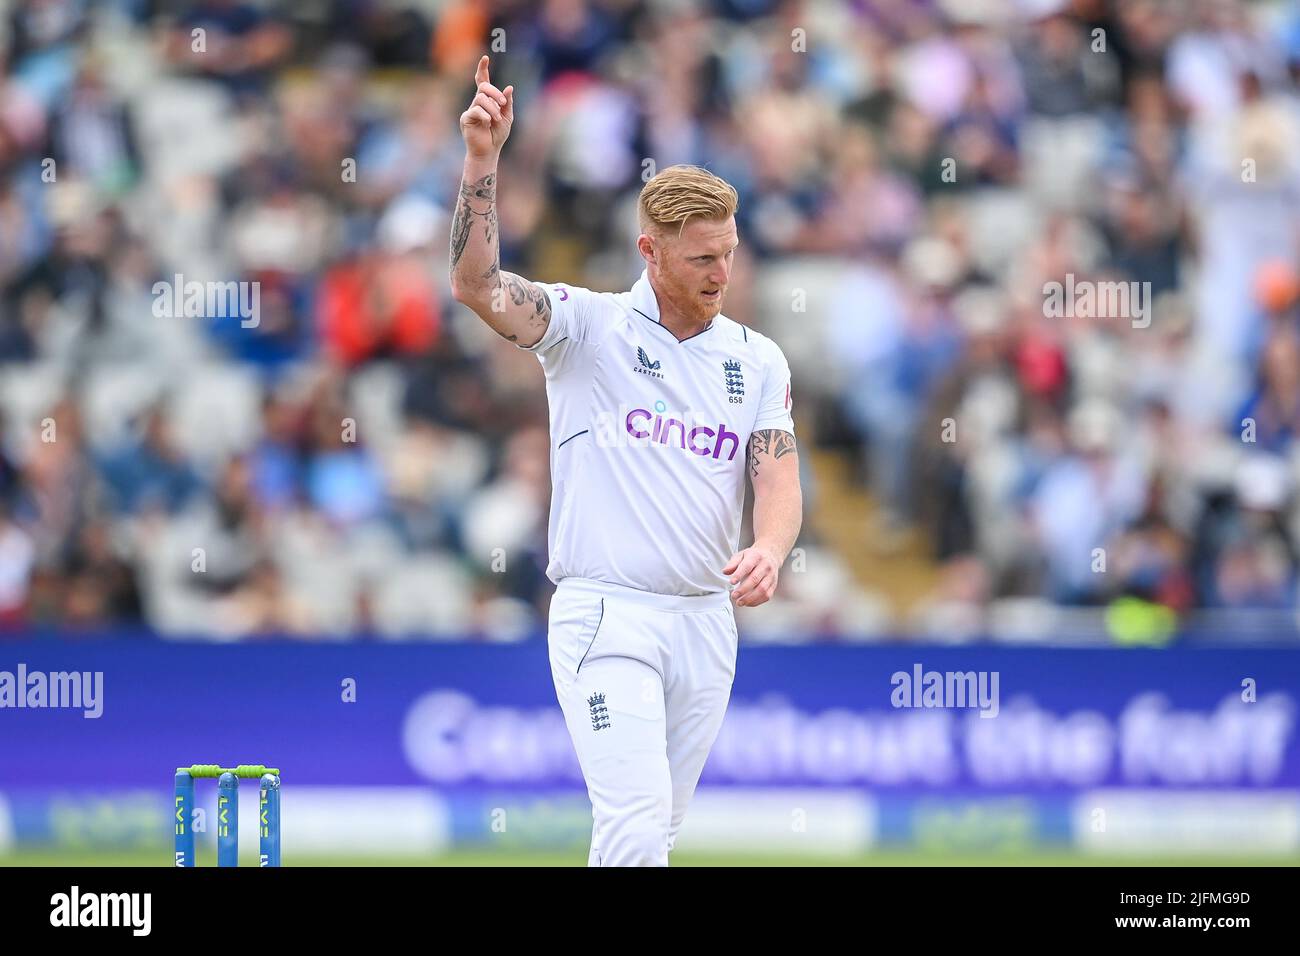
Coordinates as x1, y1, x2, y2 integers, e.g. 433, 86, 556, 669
723, 360, 744, 403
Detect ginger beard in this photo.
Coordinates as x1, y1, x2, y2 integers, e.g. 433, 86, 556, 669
641, 217, 738, 328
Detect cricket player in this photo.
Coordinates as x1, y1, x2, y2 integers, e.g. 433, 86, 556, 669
449, 56, 802, 866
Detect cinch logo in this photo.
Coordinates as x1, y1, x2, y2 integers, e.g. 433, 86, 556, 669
625, 407, 740, 460
591, 402, 743, 460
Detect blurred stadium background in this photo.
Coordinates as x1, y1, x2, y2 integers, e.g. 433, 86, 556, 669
1, 0, 1298, 865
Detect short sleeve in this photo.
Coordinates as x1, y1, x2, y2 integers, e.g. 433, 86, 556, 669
753, 341, 796, 436
517, 282, 602, 354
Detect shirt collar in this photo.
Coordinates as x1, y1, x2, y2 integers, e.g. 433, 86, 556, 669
629, 269, 660, 323
629, 269, 715, 339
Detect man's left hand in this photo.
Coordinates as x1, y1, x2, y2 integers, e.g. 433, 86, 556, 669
723, 545, 781, 608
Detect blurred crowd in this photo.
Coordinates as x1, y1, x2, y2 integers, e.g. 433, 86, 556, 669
1, 0, 1299, 641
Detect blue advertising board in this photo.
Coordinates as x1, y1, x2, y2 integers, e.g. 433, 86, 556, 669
1, 641, 1296, 794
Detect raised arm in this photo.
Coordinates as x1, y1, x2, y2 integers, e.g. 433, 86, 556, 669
449, 55, 552, 347
725, 429, 802, 607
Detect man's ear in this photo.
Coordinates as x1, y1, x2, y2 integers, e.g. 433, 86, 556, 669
637, 233, 657, 265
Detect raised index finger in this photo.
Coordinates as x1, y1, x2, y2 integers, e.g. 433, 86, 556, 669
475, 55, 490, 88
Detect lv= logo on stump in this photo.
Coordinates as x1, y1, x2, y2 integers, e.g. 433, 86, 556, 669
174, 764, 281, 867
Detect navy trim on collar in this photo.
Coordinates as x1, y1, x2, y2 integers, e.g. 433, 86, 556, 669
632, 308, 715, 345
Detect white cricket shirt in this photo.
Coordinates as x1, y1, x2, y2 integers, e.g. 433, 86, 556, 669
519, 269, 796, 596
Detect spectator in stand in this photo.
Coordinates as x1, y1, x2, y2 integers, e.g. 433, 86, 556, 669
0, 1, 1297, 640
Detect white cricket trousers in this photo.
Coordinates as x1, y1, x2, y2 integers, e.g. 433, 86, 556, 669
548, 577, 738, 867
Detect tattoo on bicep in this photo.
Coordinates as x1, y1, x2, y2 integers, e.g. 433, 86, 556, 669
501, 273, 551, 318
493, 273, 552, 342
748, 431, 770, 479
503, 273, 529, 305
748, 428, 796, 479
449, 173, 497, 269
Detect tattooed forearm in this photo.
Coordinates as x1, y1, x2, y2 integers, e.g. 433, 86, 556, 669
750, 425, 803, 570
449, 172, 496, 271
748, 429, 796, 479
450, 164, 555, 348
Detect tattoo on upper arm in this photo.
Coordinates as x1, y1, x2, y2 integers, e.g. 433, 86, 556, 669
496, 272, 552, 343
501, 273, 551, 318
748, 429, 796, 479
